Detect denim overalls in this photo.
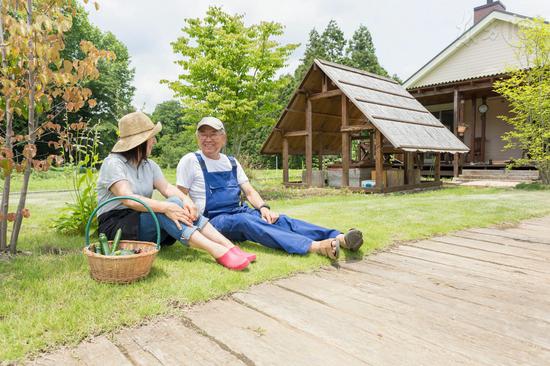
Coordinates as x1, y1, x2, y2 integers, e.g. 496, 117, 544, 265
195, 153, 340, 254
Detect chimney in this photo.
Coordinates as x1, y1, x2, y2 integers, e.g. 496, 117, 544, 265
474, 1, 506, 25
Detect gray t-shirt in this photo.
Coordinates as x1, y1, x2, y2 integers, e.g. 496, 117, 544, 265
96, 153, 164, 216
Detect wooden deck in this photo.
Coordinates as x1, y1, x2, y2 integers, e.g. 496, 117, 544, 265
29, 216, 550, 365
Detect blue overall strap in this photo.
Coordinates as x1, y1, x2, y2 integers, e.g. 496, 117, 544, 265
227, 156, 238, 177
194, 152, 208, 172
196, 152, 242, 218
194, 152, 212, 217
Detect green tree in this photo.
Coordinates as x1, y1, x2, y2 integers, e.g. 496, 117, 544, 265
150, 100, 195, 168
346, 25, 388, 76
322, 20, 346, 64
164, 6, 298, 156
293, 21, 347, 83
493, 17, 550, 184
60, 4, 135, 157
151, 100, 188, 136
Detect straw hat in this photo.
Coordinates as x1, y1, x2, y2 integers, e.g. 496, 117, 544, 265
112, 112, 162, 152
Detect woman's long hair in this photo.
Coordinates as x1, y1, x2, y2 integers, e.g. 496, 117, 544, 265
119, 141, 148, 166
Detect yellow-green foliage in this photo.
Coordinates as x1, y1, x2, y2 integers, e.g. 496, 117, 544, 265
493, 17, 550, 183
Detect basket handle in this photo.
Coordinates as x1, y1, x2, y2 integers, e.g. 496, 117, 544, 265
85, 196, 161, 250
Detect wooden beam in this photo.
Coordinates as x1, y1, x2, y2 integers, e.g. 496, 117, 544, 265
453, 153, 460, 178
404, 152, 413, 184
309, 89, 342, 101
408, 78, 497, 98
458, 96, 465, 173
305, 98, 313, 186
322, 74, 328, 93
453, 89, 459, 135
346, 186, 382, 194
342, 95, 350, 187
318, 139, 324, 170
453, 89, 460, 178
282, 137, 289, 184
435, 153, 441, 182
470, 95, 477, 163
284, 130, 340, 138
481, 96, 487, 162
382, 147, 404, 154
284, 130, 308, 137
369, 133, 374, 163
340, 124, 374, 133
375, 129, 384, 189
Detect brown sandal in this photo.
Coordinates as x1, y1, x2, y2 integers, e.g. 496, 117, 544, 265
317, 238, 340, 260
342, 229, 363, 251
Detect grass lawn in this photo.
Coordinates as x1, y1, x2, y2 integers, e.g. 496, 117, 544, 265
3, 167, 303, 192
1, 173, 550, 362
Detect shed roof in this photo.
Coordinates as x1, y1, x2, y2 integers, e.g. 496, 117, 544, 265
261, 59, 469, 155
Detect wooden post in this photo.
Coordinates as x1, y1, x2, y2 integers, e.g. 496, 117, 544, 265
305, 99, 313, 186
470, 95, 477, 163
318, 135, 324, 171
480, 96, 487, 163
322, 74, 328, 93
375, 129, 383, 190
369, 132, 374, 164
404, 152, 412, 185
453, 89, 460, 178
435, 153, 441, 182
341, 95, 350, 187
282, 137, 289, 184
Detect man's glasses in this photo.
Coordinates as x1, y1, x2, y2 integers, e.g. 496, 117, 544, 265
198, 131, 224, 139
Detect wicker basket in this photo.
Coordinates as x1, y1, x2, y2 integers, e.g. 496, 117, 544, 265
84, 196, 161, 284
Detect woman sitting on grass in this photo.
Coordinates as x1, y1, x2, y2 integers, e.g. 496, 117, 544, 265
96, 112, 255, 270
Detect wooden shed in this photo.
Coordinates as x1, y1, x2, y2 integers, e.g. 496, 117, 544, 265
261, 59, 469, 193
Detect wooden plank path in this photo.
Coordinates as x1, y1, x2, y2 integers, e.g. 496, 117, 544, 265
28, 216, 550, 366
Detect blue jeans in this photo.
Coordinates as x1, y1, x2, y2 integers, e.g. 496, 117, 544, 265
209, 206, 341, 255
138, 196, 209, 246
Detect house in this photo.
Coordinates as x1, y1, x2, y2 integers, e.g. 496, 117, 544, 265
404, 0, 540, 179
260, 59, 468, 193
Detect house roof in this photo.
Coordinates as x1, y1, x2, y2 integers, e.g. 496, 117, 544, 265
403, 10, 528, 89
261, 59, 469, 155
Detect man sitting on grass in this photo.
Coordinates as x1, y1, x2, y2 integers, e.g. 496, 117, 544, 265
175, 117, 364, 260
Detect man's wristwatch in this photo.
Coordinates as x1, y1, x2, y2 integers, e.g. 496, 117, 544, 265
259, 203, 271, 210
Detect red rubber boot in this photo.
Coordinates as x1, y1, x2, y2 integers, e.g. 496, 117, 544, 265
231, 246, 256, 262
216, 248, 249, 270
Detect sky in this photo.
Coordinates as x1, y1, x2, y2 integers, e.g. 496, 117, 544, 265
86, 0, 550, 113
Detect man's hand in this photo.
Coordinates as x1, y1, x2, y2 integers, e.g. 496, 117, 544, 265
260, 207, 279, 224
164, 202, 193, 229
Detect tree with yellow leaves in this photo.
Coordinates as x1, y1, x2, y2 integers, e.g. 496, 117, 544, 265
0, 0, 114, 254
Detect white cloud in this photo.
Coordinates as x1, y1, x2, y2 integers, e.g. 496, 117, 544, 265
87, 0, 550, 112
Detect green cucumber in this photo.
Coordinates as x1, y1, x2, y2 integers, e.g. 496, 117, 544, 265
111, 228, 122, 254
98, 233, 110, 256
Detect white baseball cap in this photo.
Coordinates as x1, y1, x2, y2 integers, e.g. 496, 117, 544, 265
196, 116, 225, 132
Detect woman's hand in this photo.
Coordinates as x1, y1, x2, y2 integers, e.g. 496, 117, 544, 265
260, 207, 279, 224
182, 198, 198, 221
164, 202, 193, 229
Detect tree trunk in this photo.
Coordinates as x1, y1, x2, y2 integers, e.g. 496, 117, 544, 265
9, 0, 34, 254
539, 161, 550, 185
0, 0, 13, 252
